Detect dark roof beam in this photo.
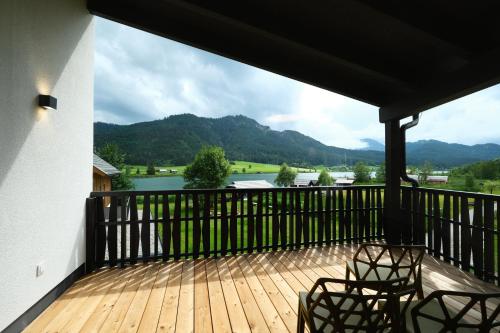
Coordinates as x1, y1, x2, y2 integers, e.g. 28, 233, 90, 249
379, 48, 500, 122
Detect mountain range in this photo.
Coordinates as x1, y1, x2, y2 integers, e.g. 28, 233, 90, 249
94, 114, 500, 168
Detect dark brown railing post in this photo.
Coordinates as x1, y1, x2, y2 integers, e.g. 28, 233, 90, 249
85, 197, 96, 274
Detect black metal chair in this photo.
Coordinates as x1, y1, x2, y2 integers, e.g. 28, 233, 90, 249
297, 277, 415, 333
346, 243, 425, 300
410, 290, 500, 333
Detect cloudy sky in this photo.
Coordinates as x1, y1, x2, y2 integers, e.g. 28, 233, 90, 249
94, 18, 500, 149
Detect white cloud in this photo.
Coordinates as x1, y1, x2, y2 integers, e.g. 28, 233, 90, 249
94, 18, 500, 148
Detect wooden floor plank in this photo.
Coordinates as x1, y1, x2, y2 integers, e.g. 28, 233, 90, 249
215, 258, 252, 333
244, 255, 296, 332
156, 261, 184, 333
175, 260, 195, 333
137, 263, 172, 333
61, 267, 132, 332
118, 263, 161, 332
24, 268, 119, 333
254, 253, 300, 313
80, 266, 140, 333
194, 259, 213, 333
99, 264, 154, 333
225, 257, 270, 333
206, 259, 232, 333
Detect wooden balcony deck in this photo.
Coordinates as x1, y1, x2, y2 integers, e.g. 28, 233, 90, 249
25, 244, 500, 333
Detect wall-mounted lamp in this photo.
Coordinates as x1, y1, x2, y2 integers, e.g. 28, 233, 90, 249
38, 95, 57, 110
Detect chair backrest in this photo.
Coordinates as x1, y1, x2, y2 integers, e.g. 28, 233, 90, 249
352, 243, 425, 287
411, 290, 500, 333
305, 278, 414, 333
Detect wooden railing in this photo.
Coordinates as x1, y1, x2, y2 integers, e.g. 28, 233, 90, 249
85, 185, 385, 272
401, 186, 500, 285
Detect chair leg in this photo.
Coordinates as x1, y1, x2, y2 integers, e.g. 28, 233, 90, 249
297, 305, 305, 333
345, 266, 350, 290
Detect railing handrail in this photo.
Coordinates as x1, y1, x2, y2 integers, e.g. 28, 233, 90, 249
403, 185, 500, 200
90, 184, 385, 197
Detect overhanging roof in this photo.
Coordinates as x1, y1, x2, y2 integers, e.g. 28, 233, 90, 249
88, 0, 500, 122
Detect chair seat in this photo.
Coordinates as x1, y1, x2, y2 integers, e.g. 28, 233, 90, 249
378, 299, 471, 333
346, 260, 411, 282
299, 291, 383, 333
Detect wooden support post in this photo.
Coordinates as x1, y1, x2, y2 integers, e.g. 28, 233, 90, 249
85, 197, 96, 274
384, 119, 402, 244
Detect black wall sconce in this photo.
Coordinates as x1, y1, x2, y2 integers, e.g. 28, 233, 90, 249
38, 95, 57, 110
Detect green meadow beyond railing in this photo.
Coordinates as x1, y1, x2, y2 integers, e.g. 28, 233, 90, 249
85, 186, 385, 272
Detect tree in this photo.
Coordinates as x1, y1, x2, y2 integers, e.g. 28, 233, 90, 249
136, 167, 140, 175
317, 169, 333, 186
275, 163, 297, 187
483, 180, 497, 194
464, 174, 478, 192
183, 146, 231, 189
242, 167, 246, 173
375, 163, 385, 183
146, 162, 156, 175
96, 143, 134, 190
248, 164, 252, 169
353, 161, 370, 183
419, 161, 433, 184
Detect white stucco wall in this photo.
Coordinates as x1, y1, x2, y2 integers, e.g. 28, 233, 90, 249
0, 0, 94, 330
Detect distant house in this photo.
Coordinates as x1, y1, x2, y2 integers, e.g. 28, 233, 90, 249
335, 178, 355, 186
293, 179, 319, 187
427, 175, 449, 184
226, 180, 274, 189
93, 154, 120, 193
404, 174, 448, 184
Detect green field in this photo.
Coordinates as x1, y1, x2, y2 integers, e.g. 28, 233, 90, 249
126, 160, 314, 177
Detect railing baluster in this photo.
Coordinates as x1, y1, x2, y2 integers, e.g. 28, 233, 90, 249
471, 197, 483, 279
452, 194, 460, 267
303, 189, 310, 247
376, 188, 382, 239
484, 197, 494, 282
120, 195, 127, 267
433, 192, 441, 258
203, 192, 211, 258
461, 195, 471, 272
317, 189, 324, 246
173, 193, 181, 260
230, 192, 238, 255
142, 194, 150, 261
311, 189, 315, 245
108, 196, 118, 267
221, 192, 228, 256
280, 190, 287, 250
214, 191, 218, 257
193, 193, 201, 259
184, 194, 189, 259
271, 191, 279, 251
325, 188, 332, 245
427, 191, 433, 255
295, 190, 302, 249
338, 189, 344, 243
332, 189, 337, 244
256, 191, 263, 252
162, 194, 170, 261
442, 193, 451, 262
346, 189, 351, 243
154, 194, 159, 258
247, 190, 254, 254
417, 190, 426, 245
129, 195, 139, 264
265, 191, 270, 251
364, 188, 371, 242
353, 188, 358, 242
96, 196, 106, 268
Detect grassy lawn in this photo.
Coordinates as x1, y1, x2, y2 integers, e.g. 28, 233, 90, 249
126, 160, 314, 177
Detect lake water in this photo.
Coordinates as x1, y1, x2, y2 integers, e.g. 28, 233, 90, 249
132, 172, 368, 190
